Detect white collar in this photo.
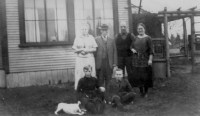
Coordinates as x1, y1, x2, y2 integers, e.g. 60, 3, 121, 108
101, 35, 108, 39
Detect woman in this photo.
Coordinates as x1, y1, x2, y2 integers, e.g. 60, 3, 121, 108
72, 23, 98, 90
130, 23, 153, 98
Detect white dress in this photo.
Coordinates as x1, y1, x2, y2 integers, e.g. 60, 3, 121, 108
72, 34, 98, 90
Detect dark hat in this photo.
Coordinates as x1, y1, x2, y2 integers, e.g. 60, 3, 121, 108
98, 24, 109, 30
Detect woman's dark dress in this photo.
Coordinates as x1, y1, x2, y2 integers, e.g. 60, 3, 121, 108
130, 35, 154, 87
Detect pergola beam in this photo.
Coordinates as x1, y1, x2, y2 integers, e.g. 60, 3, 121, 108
158, 11, 200, 14
158, 13, 200, 18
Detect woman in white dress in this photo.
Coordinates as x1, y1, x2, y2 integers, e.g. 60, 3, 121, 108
72, 23, 98, 90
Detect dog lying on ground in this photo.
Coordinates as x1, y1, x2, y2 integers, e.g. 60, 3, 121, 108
54, 101, 86, 115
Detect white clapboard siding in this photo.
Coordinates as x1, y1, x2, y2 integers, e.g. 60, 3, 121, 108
118, 0, 129, 32
6, 68, 75, 88
6, 0, 76, 74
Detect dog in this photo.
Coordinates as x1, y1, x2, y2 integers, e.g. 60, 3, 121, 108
54, 101, 86, 115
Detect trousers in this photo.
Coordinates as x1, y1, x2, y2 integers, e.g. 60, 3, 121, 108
96, 58, 112, 90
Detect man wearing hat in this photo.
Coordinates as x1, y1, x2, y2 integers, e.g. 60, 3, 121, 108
95, 23, 118, 94
115, 21, 135, 82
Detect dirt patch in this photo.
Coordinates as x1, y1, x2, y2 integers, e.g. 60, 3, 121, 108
0, 66, 200, 116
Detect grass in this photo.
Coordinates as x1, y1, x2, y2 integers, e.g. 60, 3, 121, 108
0, 66, 200, 116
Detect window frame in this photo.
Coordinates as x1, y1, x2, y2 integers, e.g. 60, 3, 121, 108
18, 0, 75, 47
18, 0, 118, 48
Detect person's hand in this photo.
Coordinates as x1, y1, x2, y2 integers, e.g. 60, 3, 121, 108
81, 51, 86, 55
131, 48, 137, 53
148, 59, 152, 66
99, 87, 105, 92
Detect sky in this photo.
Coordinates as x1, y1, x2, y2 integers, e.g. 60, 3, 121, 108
131, 0, 200, 39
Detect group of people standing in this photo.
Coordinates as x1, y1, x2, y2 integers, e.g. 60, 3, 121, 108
72, 21, 154, 114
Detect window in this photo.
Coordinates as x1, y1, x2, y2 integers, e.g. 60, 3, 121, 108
19, 0, 116, 47
74, 0, 114, 38
24, 0, 68, 43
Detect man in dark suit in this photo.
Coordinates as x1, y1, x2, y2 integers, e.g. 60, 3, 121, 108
95, 23, 118, 92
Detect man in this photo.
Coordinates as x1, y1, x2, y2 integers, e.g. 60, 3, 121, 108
95, 23, 118, 90
106, 68, 136, 111
77, 65, 106, 114
115, 21, 135, 79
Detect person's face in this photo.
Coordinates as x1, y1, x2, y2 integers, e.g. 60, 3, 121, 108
120, 26, 127, 33
137, 25, 145, 35
84, 68, 92, 77
101, 30, 108, 36
82, 26, 89, 36
115, 71, 123, 81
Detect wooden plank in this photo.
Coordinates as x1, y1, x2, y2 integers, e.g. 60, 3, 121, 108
40, 71, 47, 85
57, 70, 62, 84
29, 72, 36, 86
34, 71, 40, 86
9, 64, 75, 71
62, 69, 68, 83
51, 70, 58, 84
68, 69, 75, 82
6, 74, 12, 88
46, 71, 52, 85
24, 72, 30, 87
12, 73, 19, 87
18, 73, 25, 87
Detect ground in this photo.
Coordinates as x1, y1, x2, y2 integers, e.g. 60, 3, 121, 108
0, 64, 200, 116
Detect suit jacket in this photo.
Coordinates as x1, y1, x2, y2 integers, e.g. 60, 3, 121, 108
95, 36, 117, 69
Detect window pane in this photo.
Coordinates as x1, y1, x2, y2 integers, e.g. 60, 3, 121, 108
24, 0, 35, 20
104, 0, 113, 19
94, 0, 104, 19
38, 21, 46, 42
57, 0, 67, 20
25, 21, 36, 42
35, 0, 45, 20
47, 21, 57, 42
46, 0, 56, 20
25, 21, 46, 43
57, 20, 68, 41
74, 0, 84, 19
75, 20, 93, 36
95, 19, 102, 36
105, 20, 114, 38
95, 19, 114, 38
84, 0, 93, 19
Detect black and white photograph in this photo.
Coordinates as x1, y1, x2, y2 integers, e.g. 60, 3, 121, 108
0, 0, 200, 115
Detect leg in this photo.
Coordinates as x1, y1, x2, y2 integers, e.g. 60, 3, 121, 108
96, 69, 104, 86
94, 89, 105, 101
92, 97, 105, 114
125, 57, 133, 79
112, 95, 127, 112
118, 57, 126, 75
121, 92, 136, 104
144, 86, 149, 97
85, 101, 98, 114
104, 58, 112, 91
55, 103, 64, 115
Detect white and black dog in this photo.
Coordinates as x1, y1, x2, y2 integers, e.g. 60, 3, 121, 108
54, 101, 86, 115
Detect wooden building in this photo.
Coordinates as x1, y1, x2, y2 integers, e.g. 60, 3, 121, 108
0, 0, 133, 88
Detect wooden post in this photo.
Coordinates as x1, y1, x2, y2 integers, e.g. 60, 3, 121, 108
164, 7, 171, 77
138, 0, 142, 14
182, 18, 188, 57
190, 16, 196, 72
128, 0, 133, 33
